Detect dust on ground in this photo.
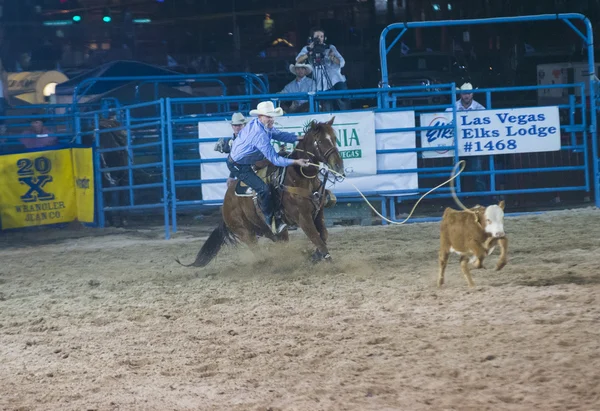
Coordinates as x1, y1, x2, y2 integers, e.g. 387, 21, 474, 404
1, 207, 599, 411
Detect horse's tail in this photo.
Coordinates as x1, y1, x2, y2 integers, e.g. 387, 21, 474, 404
175, 220, 236, 268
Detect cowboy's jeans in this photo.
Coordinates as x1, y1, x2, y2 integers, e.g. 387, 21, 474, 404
227, 158, 273, 222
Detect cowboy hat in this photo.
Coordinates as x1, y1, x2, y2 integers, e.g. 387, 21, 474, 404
249, 101, 284, 117
289, 63, 313, 76
228, 112, 247, 125
458, 82, 475, 92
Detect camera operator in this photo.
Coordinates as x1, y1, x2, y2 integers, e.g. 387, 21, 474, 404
295, 28, 349, 111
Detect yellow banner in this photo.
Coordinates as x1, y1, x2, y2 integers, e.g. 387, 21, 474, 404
71, 147, 95, 223
0, 147, 95, 229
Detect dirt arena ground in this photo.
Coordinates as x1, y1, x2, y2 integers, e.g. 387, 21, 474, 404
1, 207, 599, 411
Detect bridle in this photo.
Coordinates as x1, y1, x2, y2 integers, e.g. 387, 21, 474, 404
276, 126, 344, 221
295, 130, 340, 181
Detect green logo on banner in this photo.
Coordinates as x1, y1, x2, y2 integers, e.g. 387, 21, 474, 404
336, 128, 360, 149
340, 149, 362, 159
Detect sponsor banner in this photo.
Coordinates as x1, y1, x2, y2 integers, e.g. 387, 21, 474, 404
420, 106, 561, 158
198, 111, 418, 202
0, 147, 95, 229
274, 112, 377, 176
329, 111, 418, 196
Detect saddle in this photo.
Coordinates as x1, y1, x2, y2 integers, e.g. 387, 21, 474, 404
234, 160, 337, 209
234, 164, 284, 197
234, 153, 337, 233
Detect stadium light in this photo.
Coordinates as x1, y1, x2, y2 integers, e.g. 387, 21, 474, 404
102, 8, 111, 23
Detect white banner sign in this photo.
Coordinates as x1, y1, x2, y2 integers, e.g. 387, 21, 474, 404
331, 111, 418, 196
198, 111, 418, 202
273, 111, 377, 176
420, 106, 561, 158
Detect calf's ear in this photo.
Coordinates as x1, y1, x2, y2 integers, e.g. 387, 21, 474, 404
498, 200, 505, 210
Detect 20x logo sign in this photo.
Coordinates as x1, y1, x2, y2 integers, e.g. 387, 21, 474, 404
17, 156, 55, 202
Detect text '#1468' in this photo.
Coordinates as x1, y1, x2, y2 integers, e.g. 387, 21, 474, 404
463, 139, 517, 153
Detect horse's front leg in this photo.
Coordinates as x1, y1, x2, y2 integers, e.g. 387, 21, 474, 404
298, 212, 330, 262
313, 208, 328, 244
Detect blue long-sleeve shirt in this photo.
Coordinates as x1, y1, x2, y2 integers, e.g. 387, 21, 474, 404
281, 76, 316, 104
229, 118, 297, 167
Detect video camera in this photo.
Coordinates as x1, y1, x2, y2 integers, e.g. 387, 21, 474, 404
307, 36, 330, 66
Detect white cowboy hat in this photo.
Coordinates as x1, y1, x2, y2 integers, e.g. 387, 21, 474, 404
228, 112, 247, 125
249, 101, 284, 117
458, 82, 474, 92
289, 63, 313, 76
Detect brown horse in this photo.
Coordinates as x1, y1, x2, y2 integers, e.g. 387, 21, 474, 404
177, 116, 345, 267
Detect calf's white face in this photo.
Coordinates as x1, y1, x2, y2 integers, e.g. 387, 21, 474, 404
484, 204, 505, 238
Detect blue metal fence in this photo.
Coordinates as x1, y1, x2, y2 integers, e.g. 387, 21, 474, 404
379, 12, 598, 209
77, 100, 170, 238
382, 83, 589, 223
0, 13, 597, 239
164, 86, 434, 233
0, 82, 595, 239
0, 106, 79, 152
69, 73, 270, 107
164, 79, 594, 232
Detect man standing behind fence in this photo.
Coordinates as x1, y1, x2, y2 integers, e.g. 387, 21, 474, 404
446, 82, 488, 194
295, 28, 349, 111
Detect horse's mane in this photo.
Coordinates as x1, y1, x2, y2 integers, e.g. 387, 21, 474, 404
294, 120, 335, 154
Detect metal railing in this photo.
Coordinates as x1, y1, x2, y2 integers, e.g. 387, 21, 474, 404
164, 80, 593, 231
0, 14, 597, 238
378, 12, 598, 209
77, 100, 170, 239
68, 73, 270, 106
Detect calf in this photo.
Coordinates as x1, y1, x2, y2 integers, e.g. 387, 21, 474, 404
438, 200, 508, 288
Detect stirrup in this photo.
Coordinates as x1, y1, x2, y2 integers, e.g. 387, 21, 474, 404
267, 214, 286, 235
274, 217, 287, 234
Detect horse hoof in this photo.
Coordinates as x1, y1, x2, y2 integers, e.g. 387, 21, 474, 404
311, 251, 322, 263
311, 251, 332, 263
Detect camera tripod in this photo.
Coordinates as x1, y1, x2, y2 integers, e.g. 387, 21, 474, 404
310, 59, 333, 91
309, 55, 335, 111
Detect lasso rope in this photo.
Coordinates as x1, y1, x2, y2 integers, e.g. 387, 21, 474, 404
302, 160, 468, 225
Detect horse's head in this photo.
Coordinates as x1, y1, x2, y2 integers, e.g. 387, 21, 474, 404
300, 116, 345, 177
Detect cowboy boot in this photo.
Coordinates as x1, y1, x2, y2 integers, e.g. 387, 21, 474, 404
273, 212, 287, 234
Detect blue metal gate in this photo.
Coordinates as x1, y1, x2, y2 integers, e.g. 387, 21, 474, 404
379, 13, 599, 210
2, 14, 597, 239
